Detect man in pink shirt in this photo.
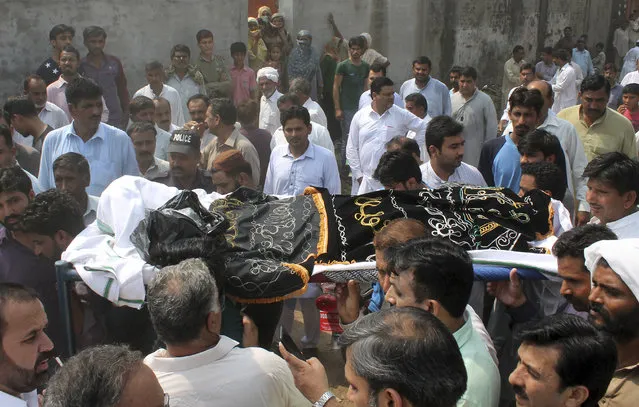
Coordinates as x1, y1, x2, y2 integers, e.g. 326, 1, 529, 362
46, 45, 108, 123
230, 42, 257, 107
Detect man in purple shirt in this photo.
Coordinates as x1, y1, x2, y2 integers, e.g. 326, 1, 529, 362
80, 26, 129, 129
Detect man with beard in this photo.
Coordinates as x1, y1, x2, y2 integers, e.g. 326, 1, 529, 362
348, 77, 428, 194
152, 97, 181, 134
478, 88, 543, 192
46, 45, 109, 123
22, 75, 68, 130
39, 77, 139, 196
499, 63, 535, 132
448, 65, 463, 95
488, 224, 618, 323
400, 56, 452, 118
508, 314, 616, 407
257, 67, 283, 135
585, 238, 639, 405
558, 75, 636, 161
0, 169, 68, 357
584, 152, 639, 238
421, 115, 486, 189
149, 129, 214, 192
0, 283, 55, 406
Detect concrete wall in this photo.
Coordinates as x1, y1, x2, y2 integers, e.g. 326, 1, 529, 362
0, 0, 246, 101
0, 0, 612, 104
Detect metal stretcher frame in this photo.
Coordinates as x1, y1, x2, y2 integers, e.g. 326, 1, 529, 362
55, 260, 81, 359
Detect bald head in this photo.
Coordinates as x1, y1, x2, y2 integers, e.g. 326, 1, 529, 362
527, 80, 552, 115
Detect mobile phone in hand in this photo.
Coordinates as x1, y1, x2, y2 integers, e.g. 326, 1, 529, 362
279, 326, 305, 360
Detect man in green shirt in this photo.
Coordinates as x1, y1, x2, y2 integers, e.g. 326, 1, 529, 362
194, 29, 231, 98
557, 74, 637, 161
333, 36, 369, 169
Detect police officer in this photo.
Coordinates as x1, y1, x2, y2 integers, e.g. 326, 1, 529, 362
149, 129, 215, 192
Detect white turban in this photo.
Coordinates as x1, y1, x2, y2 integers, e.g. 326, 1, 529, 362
584, 238, 639, 301
257, 67, 279, 83
360, 32, 372, 47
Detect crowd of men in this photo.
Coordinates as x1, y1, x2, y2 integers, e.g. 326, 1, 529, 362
0, 9, 638, 407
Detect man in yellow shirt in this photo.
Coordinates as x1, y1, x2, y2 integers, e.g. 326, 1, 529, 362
557, 74, 636, 161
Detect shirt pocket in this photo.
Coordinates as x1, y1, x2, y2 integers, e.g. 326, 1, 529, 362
90, 161, 116, 191
301, 170, 324, 189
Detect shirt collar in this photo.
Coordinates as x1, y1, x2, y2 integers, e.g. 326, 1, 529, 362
606, 211, 639, 229
578, 105, 608, 126
84, 195, 99, 217
68, 122, 106, 141
50, 77, 68, 89
266, 90, 282, 102
284, 142, 315, 159
452, 309, 473, 348
145, 335, 239, 372
218, 128, 241, 148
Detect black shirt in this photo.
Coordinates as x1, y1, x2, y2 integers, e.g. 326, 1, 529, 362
36, 57, 61, 85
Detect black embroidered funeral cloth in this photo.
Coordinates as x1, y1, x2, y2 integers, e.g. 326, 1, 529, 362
208, 185, 552, 303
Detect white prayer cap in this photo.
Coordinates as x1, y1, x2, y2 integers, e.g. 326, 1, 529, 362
584, 239, 639, 301
257, 67, 279, 83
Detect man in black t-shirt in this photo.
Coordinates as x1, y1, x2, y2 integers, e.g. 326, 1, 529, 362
35, 24, 75, 85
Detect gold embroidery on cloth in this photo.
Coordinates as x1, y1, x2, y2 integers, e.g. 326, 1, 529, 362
353, 197, 388, 232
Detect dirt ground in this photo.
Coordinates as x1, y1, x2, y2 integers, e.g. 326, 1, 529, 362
290, 309, 353, 406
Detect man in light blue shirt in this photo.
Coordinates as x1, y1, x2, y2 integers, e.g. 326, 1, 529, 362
572, 38, 595, 77
399, 56, 452, 117
265, 105, 340, 355
39, 77, 139, 196
264, 106, 340, 196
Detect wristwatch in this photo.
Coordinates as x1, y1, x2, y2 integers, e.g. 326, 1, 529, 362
313, 391, 336, 407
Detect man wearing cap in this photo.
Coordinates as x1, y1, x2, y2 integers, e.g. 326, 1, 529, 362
148, 129, 214, 192
585, 238, 639, 406
257, 67, 283, 135
210, 149, 255, 194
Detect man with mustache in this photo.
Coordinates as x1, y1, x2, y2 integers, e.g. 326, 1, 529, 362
127, 96, 171, 161
46, 45, 109, 124
39, 77, 139, 196
149, 129, 214, 193
508, 314, 617, 407
0, 283, 56, 406
52, 152, 99, 226
488, 224, 618, 325
22, 75, 68, 130
0, 169, 70, 356
585, 238, 639, 406
557, 75, 636, 161
127, 122, 169, 181
584, 152, 639, 238
478, 88, 544, 192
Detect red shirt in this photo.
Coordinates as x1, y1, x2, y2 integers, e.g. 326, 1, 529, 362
230, 65, 257, 106
622, 107, 639, 132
